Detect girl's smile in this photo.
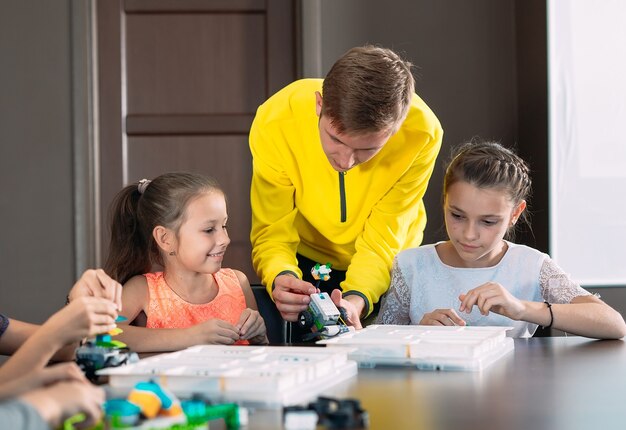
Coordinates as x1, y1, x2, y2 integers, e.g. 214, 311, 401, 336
172, 191, 231, 273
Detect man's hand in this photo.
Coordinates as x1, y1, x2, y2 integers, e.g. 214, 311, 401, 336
330, 290, 363, 330
272, 275, 317, 321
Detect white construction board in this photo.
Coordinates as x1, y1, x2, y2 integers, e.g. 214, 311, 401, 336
318, 325, 514, 371
99, 345, 357, 407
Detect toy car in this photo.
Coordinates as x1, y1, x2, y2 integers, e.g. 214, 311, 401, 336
75, 325, 138, 381
298, 292, 350, 338
75, 339, 139, 381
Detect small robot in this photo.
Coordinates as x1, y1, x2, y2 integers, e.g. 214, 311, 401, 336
298, 263, 351, 339
75, 317, 139, 381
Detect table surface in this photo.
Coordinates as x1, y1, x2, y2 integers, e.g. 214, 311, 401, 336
241, 336, 626, 430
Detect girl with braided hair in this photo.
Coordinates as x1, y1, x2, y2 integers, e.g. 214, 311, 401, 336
377, 140, 626, 339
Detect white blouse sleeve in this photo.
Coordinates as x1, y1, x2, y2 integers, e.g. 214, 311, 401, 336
539, 258, 591, 304
376, 258, 412, 325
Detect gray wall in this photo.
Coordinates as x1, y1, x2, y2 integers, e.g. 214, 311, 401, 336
306, 0, 519, 246
0, 1, 75, 323
301, 0, 626, 316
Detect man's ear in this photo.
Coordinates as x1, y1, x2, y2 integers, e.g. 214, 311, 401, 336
315, 91, 323, 117
152, 225, 174, 253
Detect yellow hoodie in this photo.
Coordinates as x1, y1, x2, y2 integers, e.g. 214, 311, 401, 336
250, 79, 442, 316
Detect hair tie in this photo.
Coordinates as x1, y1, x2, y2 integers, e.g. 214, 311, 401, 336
137, 179, 151, 195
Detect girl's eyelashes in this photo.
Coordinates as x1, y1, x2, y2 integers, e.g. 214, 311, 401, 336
203, 225, 227, 233
450, 211, 464, 220
449, 210, 499, 226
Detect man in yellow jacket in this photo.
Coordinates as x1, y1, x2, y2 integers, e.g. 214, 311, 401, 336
250, 45, 443, 332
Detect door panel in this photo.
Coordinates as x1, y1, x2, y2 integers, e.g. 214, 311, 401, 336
126, 135, 253, 277
96, 0, 296, 283
125, 13, 267, 114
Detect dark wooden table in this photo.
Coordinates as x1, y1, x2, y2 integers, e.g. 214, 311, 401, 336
242, 337, 626, 430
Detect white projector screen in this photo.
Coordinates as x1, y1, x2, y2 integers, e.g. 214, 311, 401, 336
548, 0, 626, 286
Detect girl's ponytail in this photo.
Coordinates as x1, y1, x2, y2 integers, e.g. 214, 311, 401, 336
104, 183, 152, 284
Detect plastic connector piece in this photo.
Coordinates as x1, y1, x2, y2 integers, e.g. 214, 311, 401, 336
284, 396, 369, 430
311, 263, 332, 281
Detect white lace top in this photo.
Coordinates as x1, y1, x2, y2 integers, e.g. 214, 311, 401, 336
376, 241, 590, 337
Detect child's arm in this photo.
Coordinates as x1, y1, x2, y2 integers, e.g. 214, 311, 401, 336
116, 275, 150, 325
459, 280, 626, 340
54, 269, 123, 360
539, 259, 626, 339
0, 269, 123, 362
0, 362, 85, 401
0, 362, 102, 429
516, 294, 626, 339
376, 259, 414, 325
116, 276, 241, 352
19, 378, 105, 429
118, 322, 243, 352
0, 319, 38, 356
236, 270, 268, 345
0, 297, 118, 384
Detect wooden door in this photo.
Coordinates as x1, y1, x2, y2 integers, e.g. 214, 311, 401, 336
96, 0, 296, 282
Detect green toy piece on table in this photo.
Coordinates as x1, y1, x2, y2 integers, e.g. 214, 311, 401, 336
63, 380, 245, 430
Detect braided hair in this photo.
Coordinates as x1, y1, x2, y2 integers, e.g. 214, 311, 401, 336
443, 140, 532, 240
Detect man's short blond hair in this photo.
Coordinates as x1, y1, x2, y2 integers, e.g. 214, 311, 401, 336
321, 45, 415, 135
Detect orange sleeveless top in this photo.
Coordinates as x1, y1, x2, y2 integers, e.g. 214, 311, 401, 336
144, 269, 248, 345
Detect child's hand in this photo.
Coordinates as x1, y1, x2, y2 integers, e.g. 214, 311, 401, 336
236, 309, 268, 344
68, 268, 123, 311
44, 296, 118, 347
0, 362, 86, 400
193, 319, 240, 345
459, 282, 525, 320
28, 362, 86, 387
20, 379, 105, 429
419, 309, 466, 326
